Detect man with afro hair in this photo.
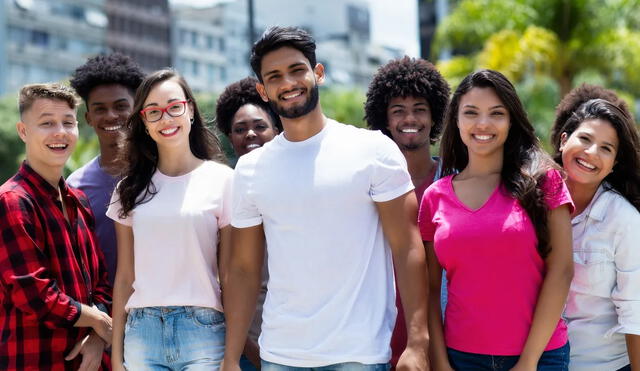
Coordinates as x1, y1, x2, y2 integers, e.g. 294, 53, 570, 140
68, 53, 145, 286
216, 77, 281, 160
365, 56, 450, 369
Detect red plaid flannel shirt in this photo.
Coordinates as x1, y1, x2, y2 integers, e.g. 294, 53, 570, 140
0, 163, 112, 370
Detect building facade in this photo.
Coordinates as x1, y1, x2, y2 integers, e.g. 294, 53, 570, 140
1, 0, 107, 95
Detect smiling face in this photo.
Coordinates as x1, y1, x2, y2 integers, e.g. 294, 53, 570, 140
386, 96, 432, 151
256, 46, 323, 119
17, 98, 78, 184
230, 104, 278, 156
457, 87, 510, 158
560, 118, 618, 190
141, 79, 193, 151
86, 84, 134, 151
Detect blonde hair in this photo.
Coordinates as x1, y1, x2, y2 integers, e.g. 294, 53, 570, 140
18, 83, 79, 116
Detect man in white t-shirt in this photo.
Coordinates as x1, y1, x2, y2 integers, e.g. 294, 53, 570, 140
222, 26, 430, 371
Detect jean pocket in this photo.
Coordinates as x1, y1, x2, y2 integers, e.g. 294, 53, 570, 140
191, 307, 225, 328
124, 310, 139, 332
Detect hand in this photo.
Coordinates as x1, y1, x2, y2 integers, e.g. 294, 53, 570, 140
91, 308, 113, 345
396, 345, 430, 371
221, 358, 242, 371
65, 332, 105, 371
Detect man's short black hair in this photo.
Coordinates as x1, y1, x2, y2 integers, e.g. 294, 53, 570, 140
70, 52, 145, 103
250, 26, 316, 82
215, 77, 282, 136
365, 56, 450, 144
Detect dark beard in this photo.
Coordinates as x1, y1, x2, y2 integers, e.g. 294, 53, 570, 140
269, 84, 319, 119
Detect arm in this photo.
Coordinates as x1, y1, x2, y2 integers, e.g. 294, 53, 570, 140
425, 241, 453, 371
221, 225, 265, 371
627, 334, 640, 369
376, 191, 429, 371
0, 193, 84, 328
111, 222, 135, 371
512, 205, 573, 370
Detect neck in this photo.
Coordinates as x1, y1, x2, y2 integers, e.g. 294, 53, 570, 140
280, 105, 326, 142
403, 145, 435, 186
25, 159, 62, 189
463, 151, 503, 178
156, 145, 202, 177
566, 179, 600, 216
98, 143, 121, 176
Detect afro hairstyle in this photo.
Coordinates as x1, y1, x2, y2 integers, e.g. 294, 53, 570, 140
550, 83, 630, 148
70, 52, 145, 104
365, 56, 450, 144
215, 76, 282, 136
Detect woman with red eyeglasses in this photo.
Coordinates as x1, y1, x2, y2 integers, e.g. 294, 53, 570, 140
107, 69, 232, 370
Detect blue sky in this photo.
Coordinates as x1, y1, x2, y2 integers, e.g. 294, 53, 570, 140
169, 0, 420, 56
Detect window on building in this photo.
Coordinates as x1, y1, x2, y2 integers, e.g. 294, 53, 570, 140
31, 30, 49, 47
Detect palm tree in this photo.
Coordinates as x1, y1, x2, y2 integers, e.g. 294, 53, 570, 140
432, 0, 640, 97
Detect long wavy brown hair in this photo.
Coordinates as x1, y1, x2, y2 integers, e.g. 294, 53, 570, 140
440, 69, 559, 258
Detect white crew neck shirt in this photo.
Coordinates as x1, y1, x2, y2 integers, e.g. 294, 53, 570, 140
565, 183, 640, 371
232, 120, 414, 367
107, 160, 233, 312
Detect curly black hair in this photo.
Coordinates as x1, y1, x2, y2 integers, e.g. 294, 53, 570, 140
70, 52, 145, 103
550, 83, 630, 149
365, 56, 450, 144
215, 77, 282, 136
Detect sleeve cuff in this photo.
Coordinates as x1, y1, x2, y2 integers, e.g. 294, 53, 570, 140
371, 182, 414, 203
231, 217, 263, 229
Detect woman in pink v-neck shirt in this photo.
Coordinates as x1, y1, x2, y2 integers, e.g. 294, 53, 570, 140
419, 70, 574, 371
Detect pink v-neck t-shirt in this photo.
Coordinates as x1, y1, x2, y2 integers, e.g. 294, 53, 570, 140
418, 169, 573, 355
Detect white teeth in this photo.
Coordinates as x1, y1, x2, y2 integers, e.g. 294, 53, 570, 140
161, 127, 178, 135
246, 144, 261, 150
283, 91, 302, 100
47, 144, 67, 149
474, 134, 493, 140
576, 158, 596, 170
401, 128, 419, 133
103, 125, 122, 131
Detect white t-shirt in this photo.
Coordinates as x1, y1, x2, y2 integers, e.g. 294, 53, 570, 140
107, 160, 233, 312
232, 120, 414, 367
565, 184, 640, 371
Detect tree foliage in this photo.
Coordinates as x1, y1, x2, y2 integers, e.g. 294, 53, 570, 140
434, 0, 640, 96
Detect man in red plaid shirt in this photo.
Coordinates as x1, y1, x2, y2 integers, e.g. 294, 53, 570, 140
0, 83, 112, 370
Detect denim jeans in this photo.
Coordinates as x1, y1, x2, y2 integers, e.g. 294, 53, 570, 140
262, 360, 390, 371
123, 306, 225, 370
447, 342, 569, 371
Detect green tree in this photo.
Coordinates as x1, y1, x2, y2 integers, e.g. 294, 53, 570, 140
434, 0, 640, 96
0, 95, 23, 183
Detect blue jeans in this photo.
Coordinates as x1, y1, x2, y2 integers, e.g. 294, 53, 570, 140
123, 306, 225, 370
262, 360, 390, 371
447, 342, 569, 371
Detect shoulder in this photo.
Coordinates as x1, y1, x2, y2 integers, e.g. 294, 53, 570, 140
425, 175, 452, 197
200, 160, 233, 176
603, 189, 640, 223
66, 156, 99, 187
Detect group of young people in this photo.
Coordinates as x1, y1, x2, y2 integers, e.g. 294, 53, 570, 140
0, 25, 638, 371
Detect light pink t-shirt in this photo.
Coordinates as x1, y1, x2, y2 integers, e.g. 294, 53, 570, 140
418, 169, 573, 355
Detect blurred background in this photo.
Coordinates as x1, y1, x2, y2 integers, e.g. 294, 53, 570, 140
0, 0, 639, 182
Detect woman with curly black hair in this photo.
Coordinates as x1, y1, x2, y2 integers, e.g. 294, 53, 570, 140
216, 77, 281, 159
551, 87, 640, 371
420, 70, 574, 370
106, 69, 231, 370
365, 56, 450, 369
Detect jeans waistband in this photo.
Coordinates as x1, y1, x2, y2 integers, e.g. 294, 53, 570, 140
129, 306, 222, 318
